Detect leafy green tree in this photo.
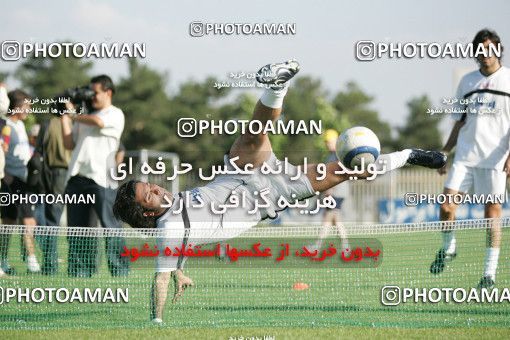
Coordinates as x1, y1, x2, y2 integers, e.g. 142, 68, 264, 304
16, 48, 93, 99
0, 72, 8, 83
272, 76, 345, 164
116, 60, 244, 172
395, 95, 442, 150
332, 81, 393, 152
115, 59, 173, 150
15, 44, 93, 129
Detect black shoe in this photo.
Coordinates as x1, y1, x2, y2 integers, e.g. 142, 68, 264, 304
3, 267, 17, 276
430, 249, 456, 274
407, 149, 447, 169
256, 60, 300, 89
478, 276, 495, 289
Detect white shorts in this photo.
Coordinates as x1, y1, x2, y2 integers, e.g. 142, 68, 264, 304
444, 162, 507, 196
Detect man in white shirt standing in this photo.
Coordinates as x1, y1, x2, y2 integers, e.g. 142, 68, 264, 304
61, 75, 129, 277
431, 29, 510, 288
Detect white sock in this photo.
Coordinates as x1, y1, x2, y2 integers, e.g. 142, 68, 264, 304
260, 84, 289, 109
314, 240, 323, 250
336, 225, 349, 251
442, 231, 456, 254
28, 255, 39, 265
341, 238, 350, 253
484, 247, 500, 280
375, 149, 412, 174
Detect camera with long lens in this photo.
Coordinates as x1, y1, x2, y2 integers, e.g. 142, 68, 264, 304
64, 86, 95, 104
53, 85, 95, 116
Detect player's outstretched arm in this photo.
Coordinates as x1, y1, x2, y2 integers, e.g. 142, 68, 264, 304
150, 269, 195, 323
438, 120, 464, 174
150, 272, 171, 323
443, 120, 464, 154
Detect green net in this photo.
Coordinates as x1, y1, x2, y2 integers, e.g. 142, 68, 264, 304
0, 218, 509, 330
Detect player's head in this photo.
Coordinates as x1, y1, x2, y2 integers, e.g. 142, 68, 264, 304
113, 180, 173, 229
473, 29, 503, 68
323, 129, 338, 152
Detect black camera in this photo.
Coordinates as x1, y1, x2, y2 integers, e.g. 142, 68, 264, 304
53, 85, 95, 115
63, 86, 96, 104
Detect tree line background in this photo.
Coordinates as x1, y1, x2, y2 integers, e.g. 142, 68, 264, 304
3, 52, 443, 170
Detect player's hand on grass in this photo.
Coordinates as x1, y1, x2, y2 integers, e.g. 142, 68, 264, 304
172, 269, 194, 303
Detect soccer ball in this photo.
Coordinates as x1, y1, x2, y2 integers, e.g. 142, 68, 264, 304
336, 126, 380, 169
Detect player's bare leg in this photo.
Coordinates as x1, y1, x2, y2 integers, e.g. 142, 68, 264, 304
309, 210, 350, 254
479, 203, 502, 288
0, 221, 14, 275
304, 149, 446, 193
485, 203, 502, 248
430, 188, 460, 274
23, 217, 41, 273
229, 60, 299, 168
228, 101, 279, 168
150, 272, 170, 323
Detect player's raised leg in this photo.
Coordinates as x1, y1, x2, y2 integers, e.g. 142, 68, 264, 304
228, 60, 299, 168
305, 149, 447, 193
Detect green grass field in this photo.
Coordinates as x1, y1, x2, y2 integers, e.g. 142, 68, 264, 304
2, 326, 510, 340
0, 226, 509, 339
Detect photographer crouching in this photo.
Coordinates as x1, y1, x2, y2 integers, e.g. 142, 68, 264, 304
61, 75, 129, 277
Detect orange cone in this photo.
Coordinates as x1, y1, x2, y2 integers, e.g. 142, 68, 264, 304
292, 282, 310, 290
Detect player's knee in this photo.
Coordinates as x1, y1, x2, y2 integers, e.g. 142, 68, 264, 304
239, 133, 265, 149
440, 202, 456, 217
159, 271, 172, 280
485, 203, 502, 217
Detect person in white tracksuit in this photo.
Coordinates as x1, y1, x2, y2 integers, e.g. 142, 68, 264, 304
113, 60, 447, 323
